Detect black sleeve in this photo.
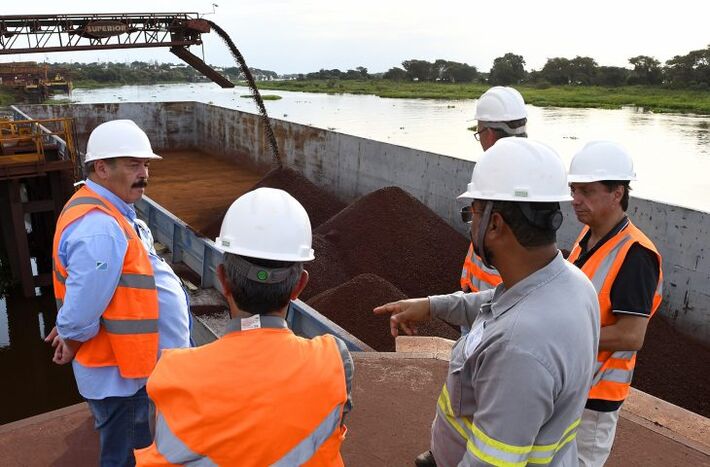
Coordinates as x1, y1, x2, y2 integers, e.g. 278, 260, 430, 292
609, 243, 660, 317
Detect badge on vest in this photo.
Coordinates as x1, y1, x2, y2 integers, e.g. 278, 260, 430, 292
241, 315, 262, 330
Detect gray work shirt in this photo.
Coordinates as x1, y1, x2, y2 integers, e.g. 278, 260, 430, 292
429, 252, 600, 467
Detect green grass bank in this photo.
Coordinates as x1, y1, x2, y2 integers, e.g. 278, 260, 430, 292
254, 80, 710, 115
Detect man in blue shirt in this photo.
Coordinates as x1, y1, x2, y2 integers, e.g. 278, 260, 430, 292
45, 119, 191, 466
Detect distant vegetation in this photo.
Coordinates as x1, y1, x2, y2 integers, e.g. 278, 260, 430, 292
256, 80, 710, 114
241, 94, 282, 100
17, 45, 708, 113
282, 45, 710, 91
283, 45, 710, 90
55, 44, 709, 91
260, 45, 710, 114
0, 87, 21, 106
47, 61, 276, 88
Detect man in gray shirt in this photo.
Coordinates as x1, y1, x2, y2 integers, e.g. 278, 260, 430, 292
375, 139, 599, 466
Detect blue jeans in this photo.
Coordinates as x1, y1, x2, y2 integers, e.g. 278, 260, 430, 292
86, 386, 152, 467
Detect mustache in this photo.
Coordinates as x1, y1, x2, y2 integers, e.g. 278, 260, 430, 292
132, 179, 148, 188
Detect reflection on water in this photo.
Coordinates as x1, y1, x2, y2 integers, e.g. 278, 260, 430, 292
58, 83, 710, 212
0, 289, 81, 424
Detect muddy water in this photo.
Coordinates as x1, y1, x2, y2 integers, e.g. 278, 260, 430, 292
0, 289, 81, 424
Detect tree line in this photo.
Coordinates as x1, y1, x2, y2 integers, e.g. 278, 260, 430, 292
45, 44, 709, 90
48, 61, 277, 85
300, 45, 710, 89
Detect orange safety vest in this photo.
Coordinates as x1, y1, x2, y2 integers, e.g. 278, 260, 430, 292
568, 221, 663, 402
52, 185, 159, 379
134, 320, 348, 466
460, 243, 502, 292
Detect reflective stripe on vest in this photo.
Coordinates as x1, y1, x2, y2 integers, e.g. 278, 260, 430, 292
153, 412, 217, 466
54, 269, 153, 290
101, 318, 159, 335
150, 396, 344, 467
591, 350, 636, 386
136, 331, 348, 466
587, 236, 632, 293
437, 384, 578, 466
118, 273, 156, 290
461, 244, 501, 292
272, 402, 344, 466
592, 367, 634, 386
59, 196, 132, 241
54, 265, 66, 284
61, 196, 108, 213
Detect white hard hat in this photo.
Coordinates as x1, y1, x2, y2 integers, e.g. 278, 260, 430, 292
458, 138, 572, 202
474, 86, 527, 122
216, 188, 315, 262
84, 120, 162, 163
568, 141, 636, 183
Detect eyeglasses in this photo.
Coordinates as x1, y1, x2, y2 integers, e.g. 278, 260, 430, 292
460, 205, 485, 224
473, 127, 490, 142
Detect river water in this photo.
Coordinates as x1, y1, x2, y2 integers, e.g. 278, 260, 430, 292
57, 82, 710, 212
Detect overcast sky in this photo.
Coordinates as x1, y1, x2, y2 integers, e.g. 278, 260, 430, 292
1, 1, 708, 74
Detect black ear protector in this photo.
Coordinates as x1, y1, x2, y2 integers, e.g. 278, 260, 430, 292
518, 203, 563, 231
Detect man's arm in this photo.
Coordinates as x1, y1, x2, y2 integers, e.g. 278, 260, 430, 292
458, 345, 557, 466
600, 244, 659, 351
373, 290, 494, 337
45, 327, 83, 364
598, 315, 649, 351
429, 290, 495, 329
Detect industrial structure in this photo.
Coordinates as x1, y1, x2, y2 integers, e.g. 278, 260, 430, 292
0, 62, 71, 101
0, 13, 234, 88
0, 114, 78, 297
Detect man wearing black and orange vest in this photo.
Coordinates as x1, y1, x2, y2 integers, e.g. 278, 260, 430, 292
46, 120, 191, 466
134, 187, 353, 466
567, 141, 663, 466
460, 86, 528, 301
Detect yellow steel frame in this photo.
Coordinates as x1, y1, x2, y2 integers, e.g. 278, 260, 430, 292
0, 117, 78, 180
